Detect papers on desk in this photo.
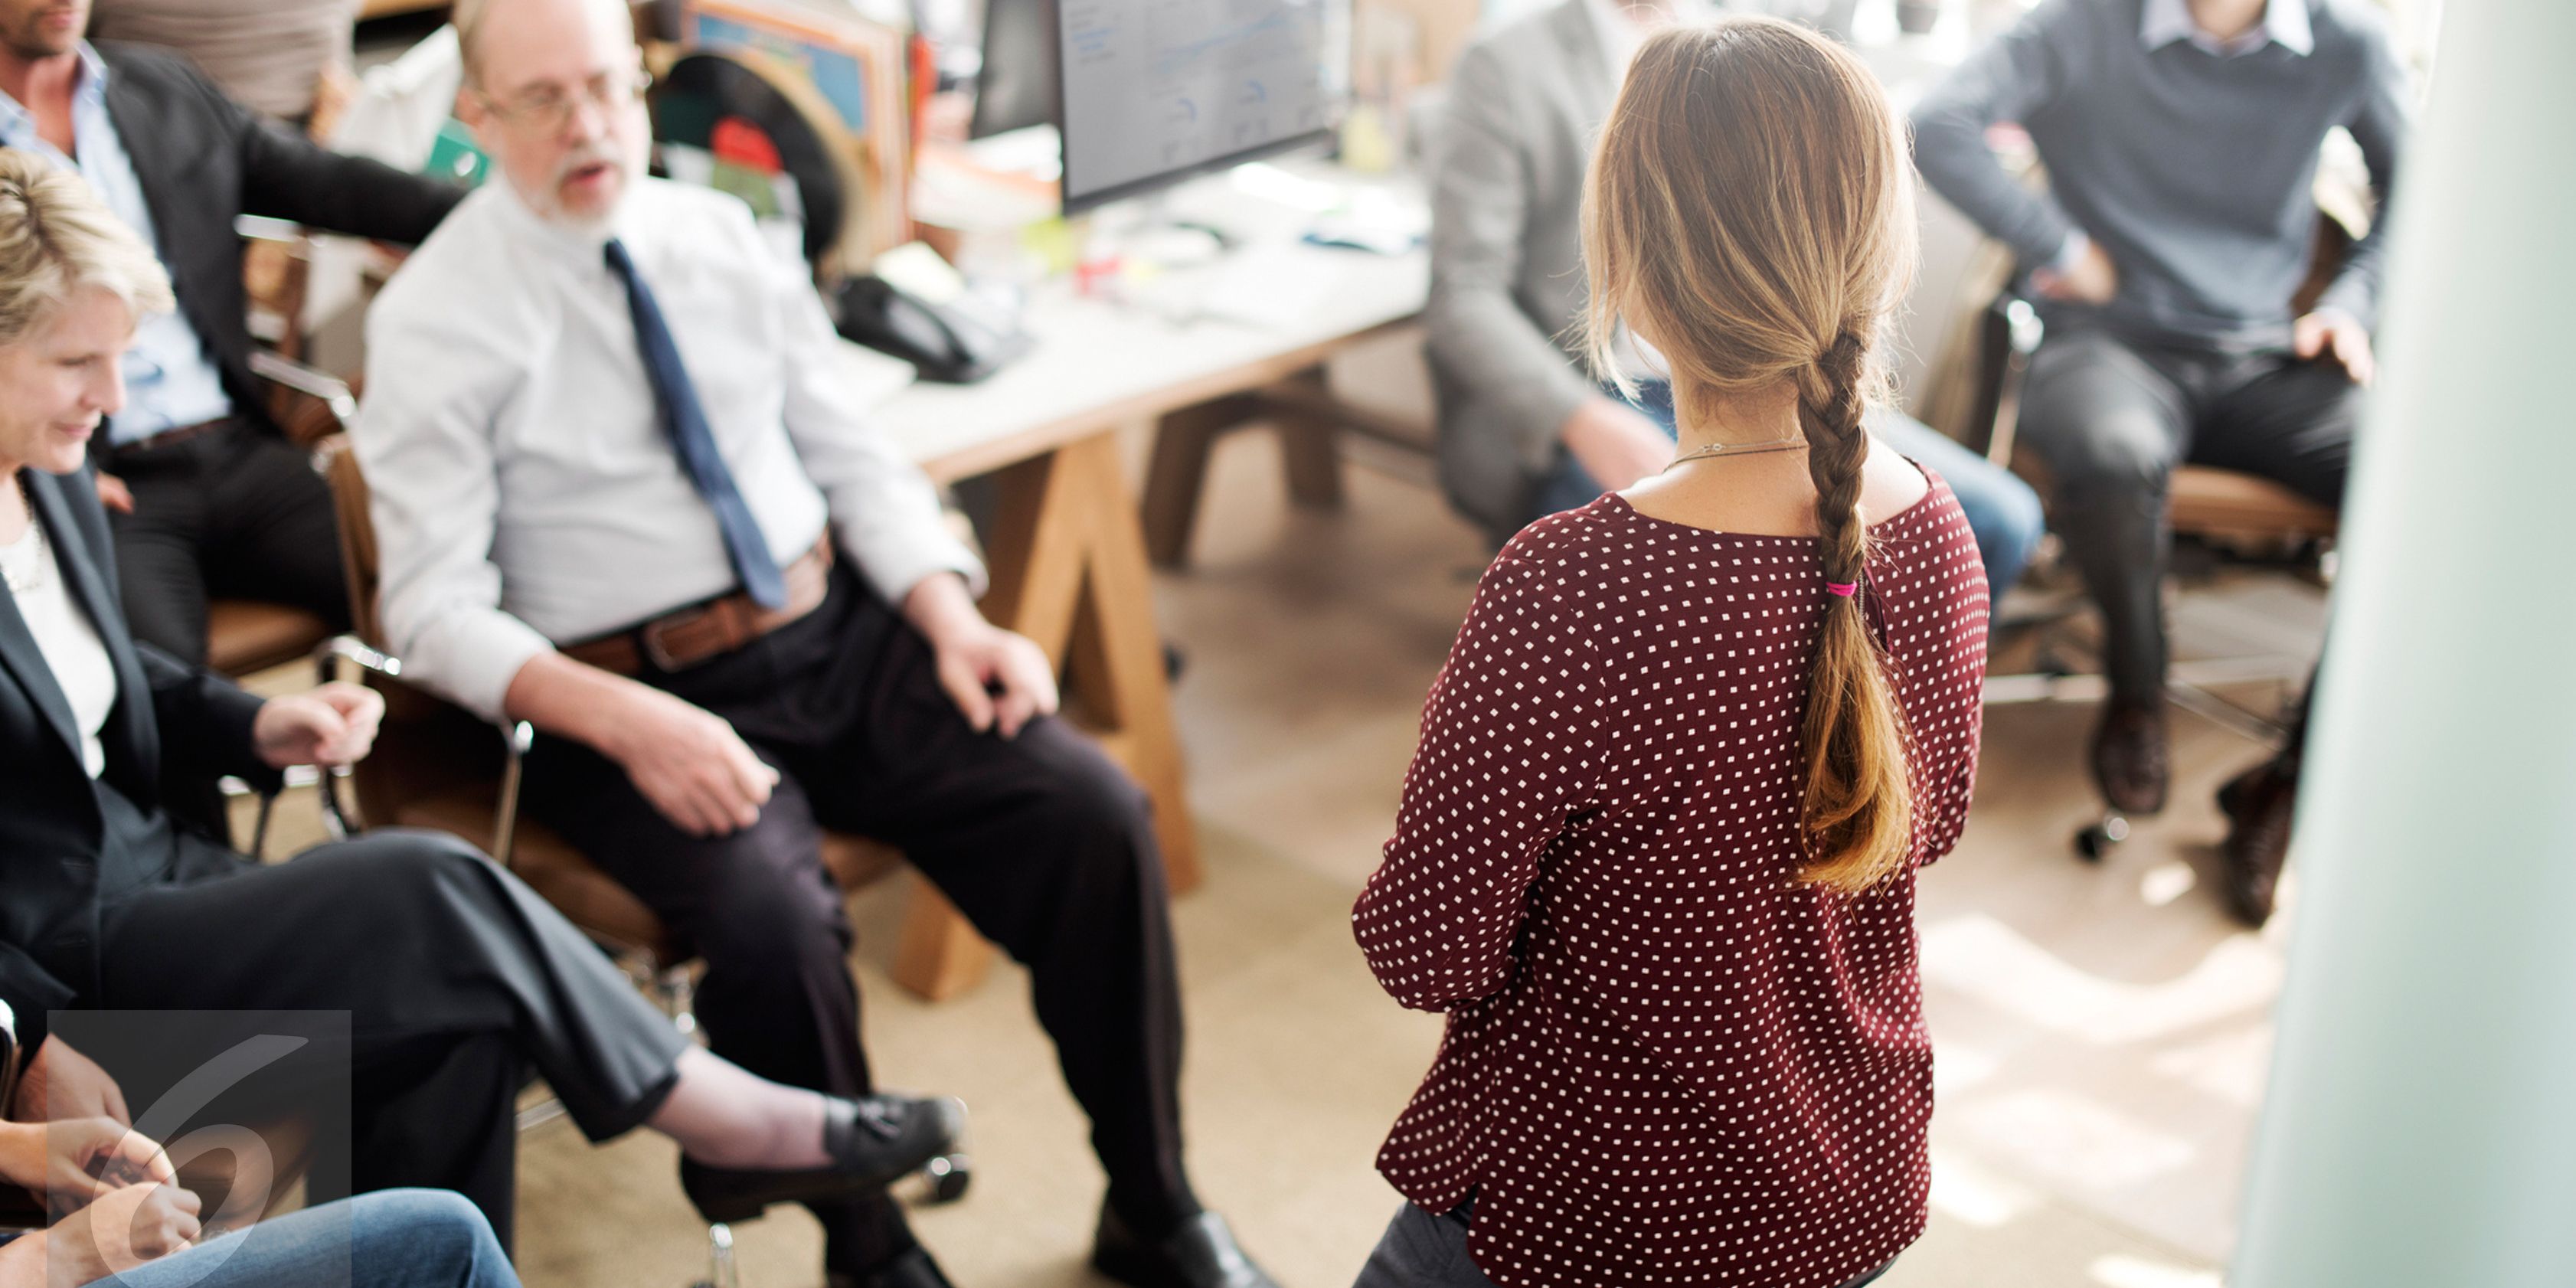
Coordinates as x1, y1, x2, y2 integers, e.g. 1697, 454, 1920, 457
1173, 243, 1339, 331
832, 338, 920, 410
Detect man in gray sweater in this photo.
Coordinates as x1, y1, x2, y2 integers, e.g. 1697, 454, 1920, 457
1912, 0, 2406, 921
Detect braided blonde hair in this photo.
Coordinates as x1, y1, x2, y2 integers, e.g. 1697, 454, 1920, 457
0, 148, 174, 349
1580, 18, 1921, 894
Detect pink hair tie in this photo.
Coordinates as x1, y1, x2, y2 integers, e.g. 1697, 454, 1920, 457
1825, 581, 1859, 597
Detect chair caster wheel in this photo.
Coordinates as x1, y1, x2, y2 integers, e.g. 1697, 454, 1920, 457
921, 1152, 971, 1204
2075, 816, 2129, 861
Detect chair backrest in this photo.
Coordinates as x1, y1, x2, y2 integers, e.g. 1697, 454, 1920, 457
320, 443, 510, 829
323, 440, 385, 649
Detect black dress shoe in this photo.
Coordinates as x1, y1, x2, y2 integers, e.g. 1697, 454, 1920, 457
680, 1093, 966, 1224
1093, 1207, 1281, 1288
2217, 759, 2297, 927
827, 1247, 956, 1288
2091, 700, 2170, 816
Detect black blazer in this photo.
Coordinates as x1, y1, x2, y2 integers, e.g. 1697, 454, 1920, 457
95, 41, 465, 436
1, 466, 270, 1050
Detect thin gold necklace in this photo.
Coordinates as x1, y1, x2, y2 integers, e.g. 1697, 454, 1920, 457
1663, 433, 1808, 471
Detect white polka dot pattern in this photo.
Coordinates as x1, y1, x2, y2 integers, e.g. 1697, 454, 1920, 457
1354, 472, 1991, 1288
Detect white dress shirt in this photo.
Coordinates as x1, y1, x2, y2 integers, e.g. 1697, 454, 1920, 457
3, 508, 116, 778
2141, 0, 2313, 59
357, 177, 984, 721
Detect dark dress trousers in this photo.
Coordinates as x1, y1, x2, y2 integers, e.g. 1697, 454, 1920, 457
520, 565, 1196, 1267
90, 42, 463, 665
0, 466, 686, 1250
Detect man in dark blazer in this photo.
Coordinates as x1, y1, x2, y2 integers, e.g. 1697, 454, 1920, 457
0, 0, 461, 666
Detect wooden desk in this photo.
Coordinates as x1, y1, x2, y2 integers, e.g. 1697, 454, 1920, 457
860, 229, 1427, 996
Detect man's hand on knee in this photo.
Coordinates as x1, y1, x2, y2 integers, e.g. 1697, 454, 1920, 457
1561, 397, 1673, 494
904, 573, 1061, 739
2293, 309, 2375, 388
2032, 234, 2120, 307
601, 685, 780, 838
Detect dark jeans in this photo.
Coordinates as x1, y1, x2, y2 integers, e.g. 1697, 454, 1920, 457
1352, 1199, 1894, 1288
519, 567, 1195, 1271
1530, 382, 2047, 598
100, 419, 351, 666
2016, 326, 2356, 709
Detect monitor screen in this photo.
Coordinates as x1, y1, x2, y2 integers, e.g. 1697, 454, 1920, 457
1058, 0, 1339, 211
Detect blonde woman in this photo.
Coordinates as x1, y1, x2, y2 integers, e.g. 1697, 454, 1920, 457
1354, 19, 1989, 1288
0, 145, 966, 1280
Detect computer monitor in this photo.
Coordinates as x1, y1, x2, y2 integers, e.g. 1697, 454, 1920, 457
1055, 0, 1341, 212
969, 0, 1059, 140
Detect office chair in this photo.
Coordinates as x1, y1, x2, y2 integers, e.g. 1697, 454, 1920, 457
202, 308, 364, 858
315, 446, 974, 1288
1964, 286, 2339, 858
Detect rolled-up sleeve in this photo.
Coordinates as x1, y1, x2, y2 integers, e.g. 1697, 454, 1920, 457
762, 228, 985, 605
355, 295, 557, 723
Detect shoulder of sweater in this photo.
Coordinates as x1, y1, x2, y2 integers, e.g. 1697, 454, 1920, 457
1992, 0, 2120, 72
2303, 0, 2399, 64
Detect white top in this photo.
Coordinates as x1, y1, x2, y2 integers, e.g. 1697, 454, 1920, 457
2, 507, 116, 778
356, 177, 985, 721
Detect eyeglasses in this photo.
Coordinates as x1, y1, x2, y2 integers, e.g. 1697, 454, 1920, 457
476, 66, 653, 136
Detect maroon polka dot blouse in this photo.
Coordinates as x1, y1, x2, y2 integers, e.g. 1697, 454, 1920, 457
1355, 472, 1991, 1288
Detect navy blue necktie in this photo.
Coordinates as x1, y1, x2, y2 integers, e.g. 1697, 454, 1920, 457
603, 237, 788, 609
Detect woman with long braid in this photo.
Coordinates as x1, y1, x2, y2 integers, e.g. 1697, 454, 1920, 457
1352, 18, 1991, 1288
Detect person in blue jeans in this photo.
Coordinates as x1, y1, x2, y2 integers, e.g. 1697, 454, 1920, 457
1425, 0, 2045, 600
0, 1115, 513, 1286
1533, 378, 2045, 596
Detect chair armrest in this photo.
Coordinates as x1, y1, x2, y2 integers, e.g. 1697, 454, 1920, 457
1981, 295, 2047, 466
318, 633, 403, 682
0, 996, 18, 1117
236, 214, 306, 247
311, 636, 535, 865
250, 350, 359, 442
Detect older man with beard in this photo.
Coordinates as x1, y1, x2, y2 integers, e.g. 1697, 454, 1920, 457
351, 2, 1278, 1286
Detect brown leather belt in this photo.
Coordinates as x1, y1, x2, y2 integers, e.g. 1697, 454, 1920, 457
106, 416, 237, 459
562, 538, 835, 676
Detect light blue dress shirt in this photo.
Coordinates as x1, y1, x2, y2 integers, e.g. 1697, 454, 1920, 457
2140, 0, 2315, 60
0, 43, 234, 443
